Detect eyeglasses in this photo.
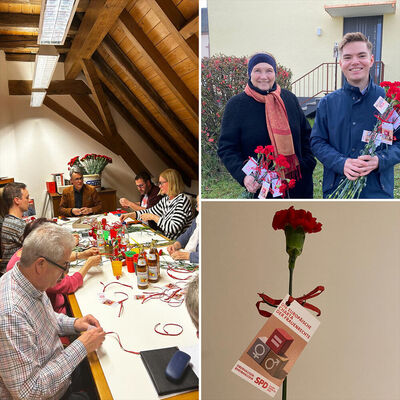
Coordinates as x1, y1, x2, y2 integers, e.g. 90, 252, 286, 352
136, 183, 146, 189
40, 256, 70, 273
158, 181, 168, 187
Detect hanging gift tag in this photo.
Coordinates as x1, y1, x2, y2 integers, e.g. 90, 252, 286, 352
271, 179, 282, 198
374, 96, 390, 114
258, 181, 270, 199
391, 110, 400, 130
242, 157, 258, 175
232, 295, 320, 397
381, 122, 393, 145
361, 130, 372, 143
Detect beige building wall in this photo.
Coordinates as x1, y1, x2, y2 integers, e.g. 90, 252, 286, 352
208, 0, 399, 82
0, 52, 198, 218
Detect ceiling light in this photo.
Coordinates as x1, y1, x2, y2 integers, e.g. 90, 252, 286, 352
30, 90, 47, 107
32, 45, 59, 89
38, 0, 78, 45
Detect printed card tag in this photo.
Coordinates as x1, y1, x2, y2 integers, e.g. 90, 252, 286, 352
361, 130, 372, 143
389, 109, 400, 130
271, 179, 282, 198
232, 295, 320, 397
258, 181, 270, 199
381, 122, 393, 145
242, 157, 258, 176
374, 96, 390, 114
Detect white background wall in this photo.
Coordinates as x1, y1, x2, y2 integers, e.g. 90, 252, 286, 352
0, 51, 198, 217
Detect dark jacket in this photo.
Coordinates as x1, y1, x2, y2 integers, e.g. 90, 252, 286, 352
59, 184, 102, 216
218, 88, 316, 198
175, 218, 198, 263
311, 79, 400, 198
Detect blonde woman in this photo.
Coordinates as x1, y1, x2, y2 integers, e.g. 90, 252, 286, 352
121, 169, 193, 240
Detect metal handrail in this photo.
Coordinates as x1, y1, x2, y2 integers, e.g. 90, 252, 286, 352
292, 61, 385, 106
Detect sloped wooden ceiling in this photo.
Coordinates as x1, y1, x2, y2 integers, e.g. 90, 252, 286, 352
4, 0, 199, 185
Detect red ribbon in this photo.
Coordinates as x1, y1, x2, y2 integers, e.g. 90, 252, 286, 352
105, 331, 140, 355
154, 323, 183, 336
256, 285, 324, 317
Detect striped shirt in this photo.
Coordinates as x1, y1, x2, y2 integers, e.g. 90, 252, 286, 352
0, 215, 25, 273
0, 265, 87, 400
136, 193, 193, 240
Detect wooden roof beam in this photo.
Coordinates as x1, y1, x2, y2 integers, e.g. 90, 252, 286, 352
103, 85, 193, 185
92, 51, 198, 168
6, 53, 66, 62
0, 0, 89, 12
101, 35, 197, 148
43, 96, 115, 152
179, 15, 199, 40
81, 58, 119, 143
9, 80, 91, 95
147, 0, 198, 63
64, 0, 130, 79
118, 10, 198, 121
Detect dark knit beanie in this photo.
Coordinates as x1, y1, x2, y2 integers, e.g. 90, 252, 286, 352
248, 53, 277, 78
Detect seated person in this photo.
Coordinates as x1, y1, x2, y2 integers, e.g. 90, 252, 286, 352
6, 218, 101, 315
0, 182, 29, 274
119, 171, 162, 211
121, 169, 193, 240
167, 196, 199, 263
0, 223, 106, 399
59, 167, 102, 217
185, 273, 199, 337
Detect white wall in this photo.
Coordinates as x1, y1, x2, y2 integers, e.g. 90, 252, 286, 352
0, 52, 198, 217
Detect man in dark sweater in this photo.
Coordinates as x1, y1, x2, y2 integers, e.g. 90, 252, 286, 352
119, 172, 162, 211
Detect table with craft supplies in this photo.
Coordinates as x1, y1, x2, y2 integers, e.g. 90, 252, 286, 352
60, 214, 199, 400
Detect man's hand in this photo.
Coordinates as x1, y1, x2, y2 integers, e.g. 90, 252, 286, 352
72, 208, 81, 216
119, 198, 132, 208
121, 212, 136, 222
244, 175, 261, 193
171, 251, 190, 261
357, 155, 379, 176
78, 327, 106, 353
74, 314, 101, 332
80, 207, 92, 215
344, 158, 367, 180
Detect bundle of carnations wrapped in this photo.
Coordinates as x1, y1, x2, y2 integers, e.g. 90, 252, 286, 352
241, 145, 296, 198
67, 154, 112, 175
329, 80, 400, 199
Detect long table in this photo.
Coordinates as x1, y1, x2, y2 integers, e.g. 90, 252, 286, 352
63, 217, 199, 400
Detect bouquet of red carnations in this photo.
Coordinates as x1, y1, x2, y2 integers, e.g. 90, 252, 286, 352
241, 145, 296, 199
329, 81, 400, 199
67, 154, 112, 175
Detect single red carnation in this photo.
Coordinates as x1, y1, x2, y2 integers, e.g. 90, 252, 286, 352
275, 154, 290, 169
288, 179, 296, 189
272, 206, 322, 233
254, 145, 264, 154
264, 145, 275, 154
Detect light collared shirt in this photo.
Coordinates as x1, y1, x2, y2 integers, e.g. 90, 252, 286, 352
0, 265, 87, 400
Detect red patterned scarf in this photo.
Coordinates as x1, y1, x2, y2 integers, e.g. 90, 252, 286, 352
244, 83, 301, 179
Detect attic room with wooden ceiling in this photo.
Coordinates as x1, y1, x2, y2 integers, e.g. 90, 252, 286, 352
0, 0, 199, 218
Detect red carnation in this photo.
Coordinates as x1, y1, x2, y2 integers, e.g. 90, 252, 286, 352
265, 145, 275, 154
288, 179, 296, 189
275, 154, 290, 169
254, 146, 264, 154
272, 206, 322, 234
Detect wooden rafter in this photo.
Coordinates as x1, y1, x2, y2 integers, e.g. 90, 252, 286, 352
179, 15, 199, 40
118, 10, 198, 121
101, 35, 197, 149
103, 85, 194, 185
0, 35, 71, 52
147, 0, 198, 63
9, 80, 91, 95
92, 51, 198, 168
81, 58, 118, 143
95, 59, 197, 180
5, 53, 66, 62
64, 0, 130, 79
0, 0, 89, 12
0, 13, 79, 34
43, 96, 114, 151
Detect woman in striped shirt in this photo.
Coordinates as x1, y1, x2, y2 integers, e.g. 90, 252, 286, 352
122, 169, 194, 240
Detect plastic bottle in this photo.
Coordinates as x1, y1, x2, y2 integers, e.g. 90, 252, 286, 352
120, 222, 128, 253
96, 221, 105, 254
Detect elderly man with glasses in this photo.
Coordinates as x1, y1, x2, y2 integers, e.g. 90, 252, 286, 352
0, 223, 106, 400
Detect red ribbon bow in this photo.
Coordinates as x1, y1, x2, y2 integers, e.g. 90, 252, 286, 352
256, 285, 324, 317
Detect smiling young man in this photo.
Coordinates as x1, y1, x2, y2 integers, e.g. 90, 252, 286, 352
311, 32, 400, 198
0, 182, 29, 274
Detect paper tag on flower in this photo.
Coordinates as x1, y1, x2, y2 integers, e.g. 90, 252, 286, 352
266, 171, 278, 183
258, 181, 270, 199
232, 295, 320, 397
381, 122, 393, 145
361, 130, 372, 143
242, 157, 258, 176
389, 109, 400, 130
374, 96, 390, 114
271, 179, 282, 198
